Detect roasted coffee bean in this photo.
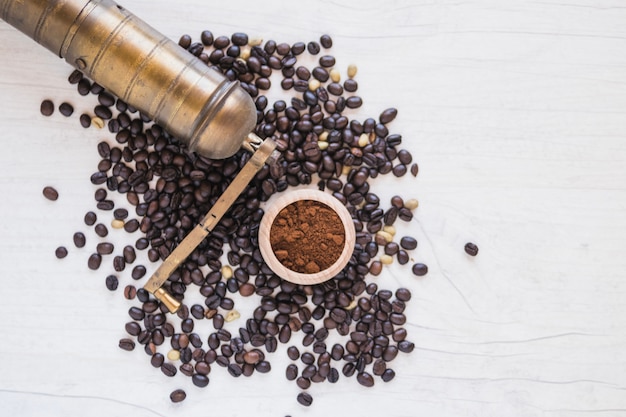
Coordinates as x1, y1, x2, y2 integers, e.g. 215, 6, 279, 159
96, 242, 114, 255
55, 246, 68, 259
94, 223, 108, 237
105, 274, 118, 291
297, 392, 313, 407
256, 360, 271, 373
118, 338, 135, 351
84, 211, 97, 226
357, 372, 375, 387
400, 236, 417, 250
412, 263, 428, 276
123, 285, 136, 300
320, 34, 333, 48
40, 99, 54, 116
42, 186, 59, 201
87, 253, 102, 270
464, 242, 479, 256
398, 340, 415, 353
307, 41, 321, 54
192, 373, 210, 387
286, 363, 298, 381
131, 265, 146, 280
123, 245, 136, 263
169, 389, 186, 403
161, 362, 177, 377
58, 102, 74, 116
381, 368, 396, 382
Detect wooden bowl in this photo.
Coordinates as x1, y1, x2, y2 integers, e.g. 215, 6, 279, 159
259, 189, 356, 285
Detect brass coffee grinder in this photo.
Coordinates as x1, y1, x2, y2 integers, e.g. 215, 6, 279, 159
1, 0, 279, 312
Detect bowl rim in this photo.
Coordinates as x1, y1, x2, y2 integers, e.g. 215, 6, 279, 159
258, 189, 356, 285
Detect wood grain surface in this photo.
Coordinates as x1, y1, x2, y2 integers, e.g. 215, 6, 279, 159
0, 1, 625, 416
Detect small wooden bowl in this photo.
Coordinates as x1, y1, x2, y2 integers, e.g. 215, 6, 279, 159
259, 189, 356, 285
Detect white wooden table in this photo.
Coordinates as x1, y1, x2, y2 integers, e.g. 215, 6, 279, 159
1, 1, 625, 416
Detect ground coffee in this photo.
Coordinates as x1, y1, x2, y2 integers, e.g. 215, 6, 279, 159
269, 200, 345, 273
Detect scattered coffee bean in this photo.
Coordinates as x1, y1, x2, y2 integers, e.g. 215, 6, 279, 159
118, 338, 135, 351
297, 392, 313, 407
58, 102, 74, 116
87, 253, 102, 270
94, 224, 108, 238
169, 388, 186, 403
84, 211, 97, 226
464, 242, 479, 256
40, 99, 54, 116
55, 246, 68, 259
412, 263, 428, 276
105, 274, 118, 291
42, 186, 59, 201
123, 285, 136, 300
400, 236, 417, 250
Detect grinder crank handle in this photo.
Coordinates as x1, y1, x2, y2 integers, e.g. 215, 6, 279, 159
144, 134, 278, 313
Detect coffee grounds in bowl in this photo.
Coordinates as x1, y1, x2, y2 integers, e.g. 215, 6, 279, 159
270, 200, 345, 273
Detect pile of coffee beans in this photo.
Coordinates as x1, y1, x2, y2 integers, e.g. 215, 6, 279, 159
46, 31, 429, 406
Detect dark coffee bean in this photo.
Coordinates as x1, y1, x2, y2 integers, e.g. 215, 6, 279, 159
87, 253, 102, 270
55, 246, 68, 259
42, 186, 59, 201
161, 362, 177, 377
297, 392, 313, 407
297, 376, 311, 389
105, 274, 118, 291
231, 32, 248, 46
59, 102, 74, 116
379, 108, 398, 124
77, 78, 91, 95
169, 389, 186, 403
113, 208, 128, 220
344, 79, 358, 92
312, 67, 329, 82
123, 245, 136, 263
400, 236, 417, 250
68, 70, 83, 84
411, 163, 419, 176
118, 338, 135, 351
369, 261, 382, 276
199, 30, 213, 46
318, 55, 335, 67
286, 363, 298, 381
307, 41, 320, 54
319, 34, 333, 48
94, 105, 112, 119
40, 99, 54, 116
357, 371, 375, 387
96, 242, 114, 255
398, 149, 413, 165
94, 223, 109, 237
124, 219, 139, 233
346, 96, 363, 109
113, 255, 126, 271
381, 368, 396, 382
131, 265, 146, 280
192, 373, 210, 387
84, 211, 97, 226
464, 242, 479, 256
392, 164, 407, 177
398, 340, 415, 353
395, 288, 412, 302
412, 263, 428, 276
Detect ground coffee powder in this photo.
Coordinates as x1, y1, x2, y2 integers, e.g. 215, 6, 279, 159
269, 200, 345, 273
